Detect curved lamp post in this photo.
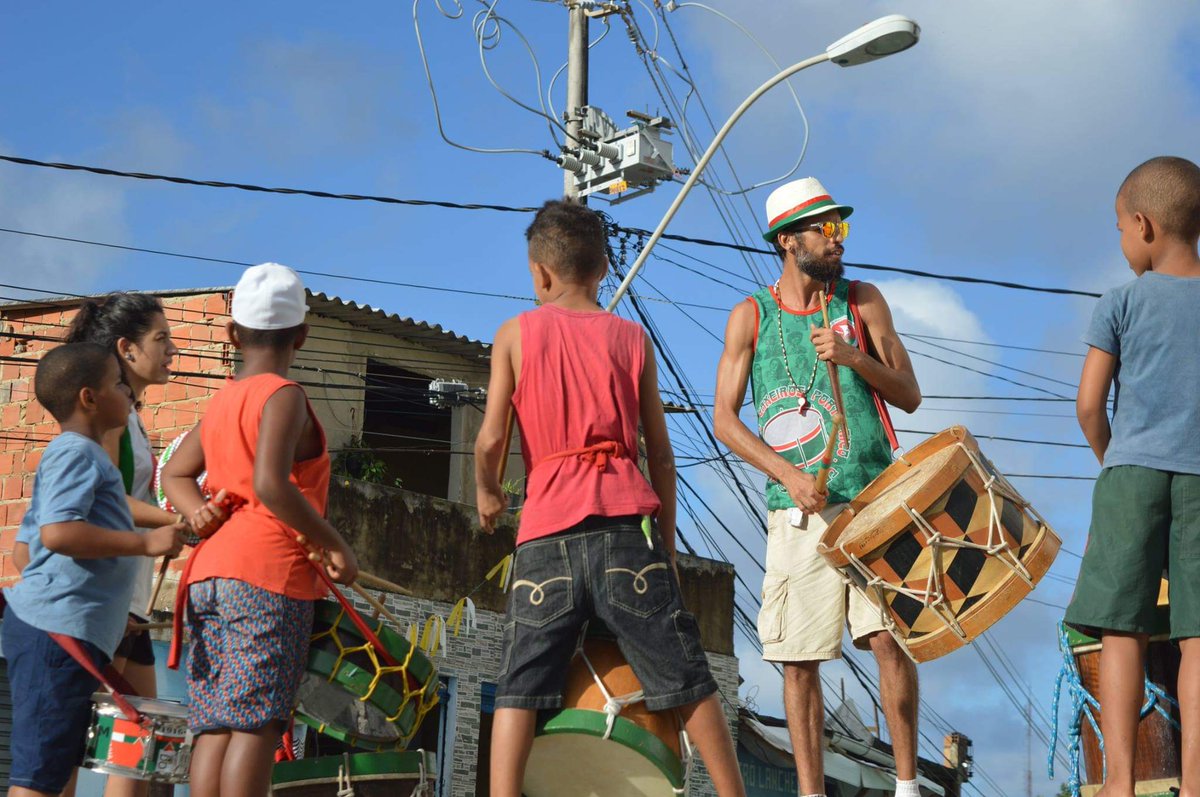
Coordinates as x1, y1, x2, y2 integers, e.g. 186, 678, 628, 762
605, 14, 920, 311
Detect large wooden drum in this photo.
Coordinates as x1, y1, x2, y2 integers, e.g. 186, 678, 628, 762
817, 427, 1061, 662
271, 751, 437, 796
1068, 585, 1181, 793
295, 600, 440, 751
523, 637, 687, 797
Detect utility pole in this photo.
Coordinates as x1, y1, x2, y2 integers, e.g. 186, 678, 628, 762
564, 1, 589, 201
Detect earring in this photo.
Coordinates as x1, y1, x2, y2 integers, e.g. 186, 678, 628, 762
125, 354, 135, 362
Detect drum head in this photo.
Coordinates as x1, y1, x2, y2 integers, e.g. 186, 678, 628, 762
295, 601, 440, 750
523, 709, 683, 797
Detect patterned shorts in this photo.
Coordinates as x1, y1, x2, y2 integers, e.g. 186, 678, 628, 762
186, 578, 314, 733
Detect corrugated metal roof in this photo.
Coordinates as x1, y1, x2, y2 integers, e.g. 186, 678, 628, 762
305, 291, 489, 360
0, 287, 490, 360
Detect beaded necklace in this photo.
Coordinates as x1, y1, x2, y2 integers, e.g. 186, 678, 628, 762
773, 279, 825, 414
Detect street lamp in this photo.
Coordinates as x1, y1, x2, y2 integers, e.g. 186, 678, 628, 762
605, 14, 920, 311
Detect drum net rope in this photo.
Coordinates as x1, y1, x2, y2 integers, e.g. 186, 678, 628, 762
1047, 622, 1181, 796
332, 750, 432, 797
836, 442, 1047, 659
312, 605, 440, 747
576, 644, 695, 795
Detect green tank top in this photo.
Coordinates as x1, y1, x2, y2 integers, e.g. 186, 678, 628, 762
749, 279, 895, 507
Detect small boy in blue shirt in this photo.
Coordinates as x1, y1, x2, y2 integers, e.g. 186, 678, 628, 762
1065, 156, 1200, 797
1, 343, 186, 797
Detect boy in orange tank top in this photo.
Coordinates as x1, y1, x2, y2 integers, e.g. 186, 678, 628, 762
475, 200, 745, 797
162, 264, 359, 797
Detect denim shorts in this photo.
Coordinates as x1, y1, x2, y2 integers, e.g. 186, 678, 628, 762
495, 515, 718, 712
1, 608, 107, 793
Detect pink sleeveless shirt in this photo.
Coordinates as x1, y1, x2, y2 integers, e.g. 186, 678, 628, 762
511, 305, 661, 545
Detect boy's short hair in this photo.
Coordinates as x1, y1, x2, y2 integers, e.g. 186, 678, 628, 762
1119, 156, 1200, 241
35, 342, 116, 421
232, 322, 306, 350
525, 199, 608, 282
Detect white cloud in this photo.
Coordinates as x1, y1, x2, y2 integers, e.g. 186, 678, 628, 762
0, 142, 128, 293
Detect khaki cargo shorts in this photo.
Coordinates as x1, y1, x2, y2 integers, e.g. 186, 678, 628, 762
758, 505, 888, 661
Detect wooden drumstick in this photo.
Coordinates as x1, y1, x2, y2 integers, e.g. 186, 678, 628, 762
128, 621, 173, 632
498, 406, 516, 485
818, 289, 847, 417
145, 556, 173, 617
355, 571, 414, 596
814, 415, 845, 494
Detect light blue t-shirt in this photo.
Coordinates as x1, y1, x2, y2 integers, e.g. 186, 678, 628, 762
6, 432, 139, 657
1084, 271, 1200, 475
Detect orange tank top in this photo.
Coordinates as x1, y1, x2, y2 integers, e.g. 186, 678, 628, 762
187, 373, 330, 599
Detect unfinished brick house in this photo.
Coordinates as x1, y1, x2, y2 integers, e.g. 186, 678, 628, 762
0, 287, 742, 797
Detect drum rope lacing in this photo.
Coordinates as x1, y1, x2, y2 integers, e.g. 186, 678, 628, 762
835, 442, 1046, 661
332, 751, 432, 797
1047, 622, 1180, 796
311, 604, 441, 747
574, 638, 695, 795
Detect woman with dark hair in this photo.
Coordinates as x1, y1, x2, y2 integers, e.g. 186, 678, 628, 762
50, 293, 183, 797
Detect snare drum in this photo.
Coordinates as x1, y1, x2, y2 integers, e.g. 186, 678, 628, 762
817, 427, 1061, 662
154, 430, 205, 544
271, 750, 437, 796
523, 637, 687, 797
83, 694, 192, 783
295, 600, 440, 751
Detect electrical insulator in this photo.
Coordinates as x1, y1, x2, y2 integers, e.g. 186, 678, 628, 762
595, 142, 620, 160
559, 154, 584, 173
579, 150, 603, 167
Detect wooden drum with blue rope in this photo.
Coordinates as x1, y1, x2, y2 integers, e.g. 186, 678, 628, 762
1068, 581, 1180, 792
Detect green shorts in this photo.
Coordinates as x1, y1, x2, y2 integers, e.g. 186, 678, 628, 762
1065, 465, 1200, 640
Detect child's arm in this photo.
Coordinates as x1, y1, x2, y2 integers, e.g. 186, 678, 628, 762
99, 426, 180, 529
639, 333, 677, 560
42, 520, 185, 559
1077, 346, 1116, 464
256, 385, 358, 585
12, 541, 29, 572
474, 318, 519, 533
160, 423, 230, 538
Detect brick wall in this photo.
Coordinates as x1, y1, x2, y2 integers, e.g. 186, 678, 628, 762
0, 292, 233, 582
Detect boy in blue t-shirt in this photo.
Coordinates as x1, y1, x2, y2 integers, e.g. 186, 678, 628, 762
1065, 156, 1200, 797
2, 343, 186, 797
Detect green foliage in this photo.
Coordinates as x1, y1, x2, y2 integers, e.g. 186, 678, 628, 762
332, 435, 390, 485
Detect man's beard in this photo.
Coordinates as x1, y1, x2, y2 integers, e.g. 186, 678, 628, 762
796, 250, 844, 283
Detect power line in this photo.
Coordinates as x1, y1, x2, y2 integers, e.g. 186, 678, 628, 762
0, 154, 1105, 298
0, 154, 542, 212
893, 428, 1090, 450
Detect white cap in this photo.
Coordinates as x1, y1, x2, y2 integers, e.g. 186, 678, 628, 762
231, 263, 309, 330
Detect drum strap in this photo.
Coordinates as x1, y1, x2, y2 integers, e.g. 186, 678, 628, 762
48, 632, 143, 722
535, 440, 626, 472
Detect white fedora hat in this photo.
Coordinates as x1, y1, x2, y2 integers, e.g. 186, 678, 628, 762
762, 177, 853, 242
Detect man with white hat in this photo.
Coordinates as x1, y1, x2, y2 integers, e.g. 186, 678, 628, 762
713, 178, 923, 797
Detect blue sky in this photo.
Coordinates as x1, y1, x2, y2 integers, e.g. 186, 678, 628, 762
3, 2, 1200, 794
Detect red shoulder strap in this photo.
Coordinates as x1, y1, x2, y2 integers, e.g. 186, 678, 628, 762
848, 281, 900, 452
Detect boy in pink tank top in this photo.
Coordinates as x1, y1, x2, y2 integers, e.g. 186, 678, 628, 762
475, 200, 746, 797
162, 264, 359, 797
